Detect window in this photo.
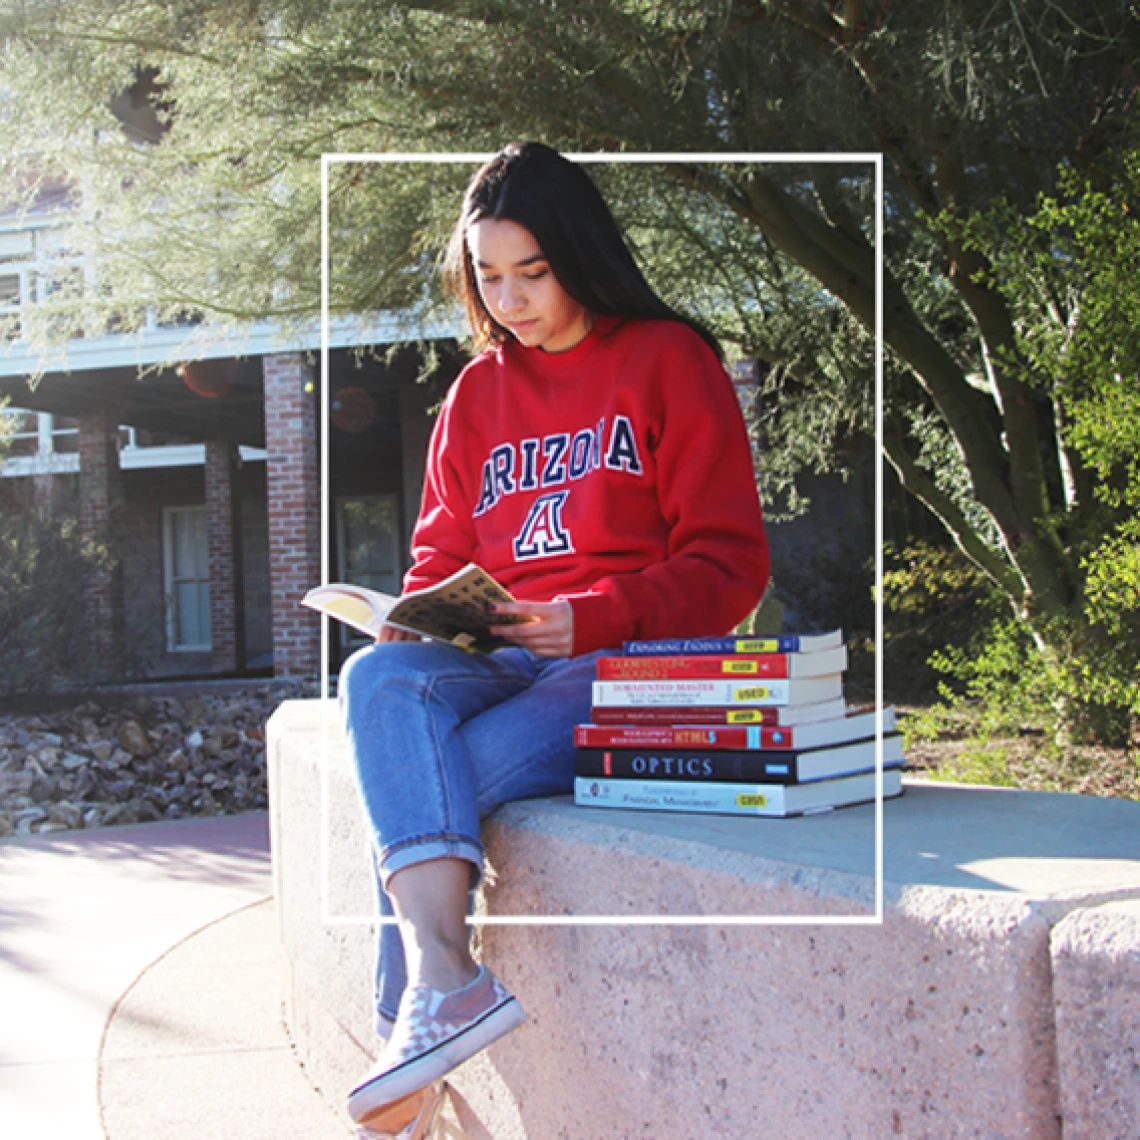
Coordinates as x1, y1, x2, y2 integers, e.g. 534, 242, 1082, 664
3, 409, 42, 457
163, 506, 211, 651
1, 409, 80, 459
335, 494, 402, 647
0, 271, 21, 338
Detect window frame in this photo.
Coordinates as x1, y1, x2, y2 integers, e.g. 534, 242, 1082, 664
161, 504, 212, 653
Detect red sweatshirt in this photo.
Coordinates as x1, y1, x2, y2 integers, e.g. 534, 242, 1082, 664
405, 315, 770, 656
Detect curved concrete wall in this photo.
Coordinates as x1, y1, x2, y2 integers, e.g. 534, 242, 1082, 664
267, 699, 1140, 1139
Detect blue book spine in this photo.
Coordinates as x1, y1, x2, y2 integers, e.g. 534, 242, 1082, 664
621, 635, 804, 656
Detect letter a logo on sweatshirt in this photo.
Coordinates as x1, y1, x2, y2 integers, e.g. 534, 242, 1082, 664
513, 491, 573, 561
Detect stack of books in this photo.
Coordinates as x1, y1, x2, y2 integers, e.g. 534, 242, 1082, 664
573, 629, 904, 818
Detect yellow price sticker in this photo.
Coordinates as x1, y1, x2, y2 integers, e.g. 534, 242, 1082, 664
727, 710, 763, 723
722, 661, 759, 674
733, 686, 771, 701
736, 793, 769, 807
736, 639, 778, 653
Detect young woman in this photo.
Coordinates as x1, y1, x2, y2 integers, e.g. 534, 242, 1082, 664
340, 142, 769, 1137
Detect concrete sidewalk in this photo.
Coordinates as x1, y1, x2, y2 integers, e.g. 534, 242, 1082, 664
0, 811, 347, 1139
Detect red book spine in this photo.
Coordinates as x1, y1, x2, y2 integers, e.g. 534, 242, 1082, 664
590, 706, 779, 726
596, 654, 791, 681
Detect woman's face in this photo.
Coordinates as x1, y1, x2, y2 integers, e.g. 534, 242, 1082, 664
467, 218, 593, 353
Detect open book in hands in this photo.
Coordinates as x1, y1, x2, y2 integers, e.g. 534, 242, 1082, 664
302, 563, 534, 653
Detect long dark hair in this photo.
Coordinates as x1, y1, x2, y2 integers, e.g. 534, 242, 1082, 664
442, 142, 722, 358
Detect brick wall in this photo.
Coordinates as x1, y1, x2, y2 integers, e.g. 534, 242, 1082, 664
204, 440, 242, 673
77, 411, 124, 665
263, 354, 321, 677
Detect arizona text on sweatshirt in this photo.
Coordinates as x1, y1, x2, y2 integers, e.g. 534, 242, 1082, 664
405, 316, 770, 656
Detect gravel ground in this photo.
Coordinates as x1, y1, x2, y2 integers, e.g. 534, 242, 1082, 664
0, 679, 316, 837
898, 705, 1140, 801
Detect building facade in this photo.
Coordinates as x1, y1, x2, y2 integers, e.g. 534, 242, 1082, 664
1, 187, 462, 681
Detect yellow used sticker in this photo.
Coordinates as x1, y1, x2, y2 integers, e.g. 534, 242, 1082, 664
736, 640, 778, 653
732, 686, 771, 701
722, 661, 759, 674
727, 710, 763, 723
736, 793, 768, 807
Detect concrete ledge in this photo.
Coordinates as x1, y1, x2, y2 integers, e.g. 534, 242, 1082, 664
1052, 899, 1140, 1138
267, 699, 1140, 1139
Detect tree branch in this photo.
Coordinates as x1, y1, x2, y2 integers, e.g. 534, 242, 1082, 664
883, 419, 1025, 601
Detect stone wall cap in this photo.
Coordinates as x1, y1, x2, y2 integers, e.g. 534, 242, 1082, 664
271, 698, 1140, 910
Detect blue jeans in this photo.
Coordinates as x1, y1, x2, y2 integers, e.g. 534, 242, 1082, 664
339, 639, 603, 1025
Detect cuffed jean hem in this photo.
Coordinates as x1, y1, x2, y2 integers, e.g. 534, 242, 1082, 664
378, 835, 485, 890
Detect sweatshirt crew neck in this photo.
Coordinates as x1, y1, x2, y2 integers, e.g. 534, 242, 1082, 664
506, 314, 623, 379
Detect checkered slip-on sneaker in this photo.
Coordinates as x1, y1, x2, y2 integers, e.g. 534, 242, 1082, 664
347, 967, 525, 1123
352, 1080, 444, 1139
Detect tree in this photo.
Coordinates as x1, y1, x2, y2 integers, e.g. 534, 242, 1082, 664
1, 1, 1138, 735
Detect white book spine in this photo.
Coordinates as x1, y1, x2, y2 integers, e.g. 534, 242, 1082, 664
575, 776, 789, 815
592, 678, 793, 706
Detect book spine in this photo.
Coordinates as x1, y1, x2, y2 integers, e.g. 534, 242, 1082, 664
576, 725, 799, 750
574, 776, 790, 816
621, 636, 804, 656
590, 706, 780, 726
575, 746, 808, 783
592, 679, 794, 706
596, 655, 790, 681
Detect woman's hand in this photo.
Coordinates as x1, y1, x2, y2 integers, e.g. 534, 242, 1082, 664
489, 600, 574, 658
375, 624, 423, 645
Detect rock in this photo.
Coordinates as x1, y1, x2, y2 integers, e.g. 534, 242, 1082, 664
0, 813, 13, 838
186, 729, 205, 749
183, 699, 208, 725
101, 804, 139, 827
167, 749, 190, 773
92, 741, 114, 762
118, 721, 151, 758
30, 777, 57, 804
61, 753, 89, 771
49, 802, 84, 829
130, 798, 162, 823
106, 780, 135, 802
111, 748, 134, 767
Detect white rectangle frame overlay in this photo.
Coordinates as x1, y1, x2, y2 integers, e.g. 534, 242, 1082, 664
320, 151, 885, 927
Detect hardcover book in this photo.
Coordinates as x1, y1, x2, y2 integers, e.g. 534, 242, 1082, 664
591, 675, 844, 708
575, 706, 896, 751
589, 698, 849, 726
573, 768, 904, 817
574, 733, 905, 785
596, 646, 848, 681
620, 630, 843, 656
302, 563, 532, 653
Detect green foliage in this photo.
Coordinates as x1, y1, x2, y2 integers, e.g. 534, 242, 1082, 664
921, 742, 1019, 791
945, 149, 1140, 741
3, 1, 1140, 742
0, 488, 154, 697
882, 539, 1002, 701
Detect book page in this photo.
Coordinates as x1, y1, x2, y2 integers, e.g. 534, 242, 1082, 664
387, 564, 530, 652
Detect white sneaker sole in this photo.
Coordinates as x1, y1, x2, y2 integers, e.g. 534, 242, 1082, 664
348, 995, 525, 1121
